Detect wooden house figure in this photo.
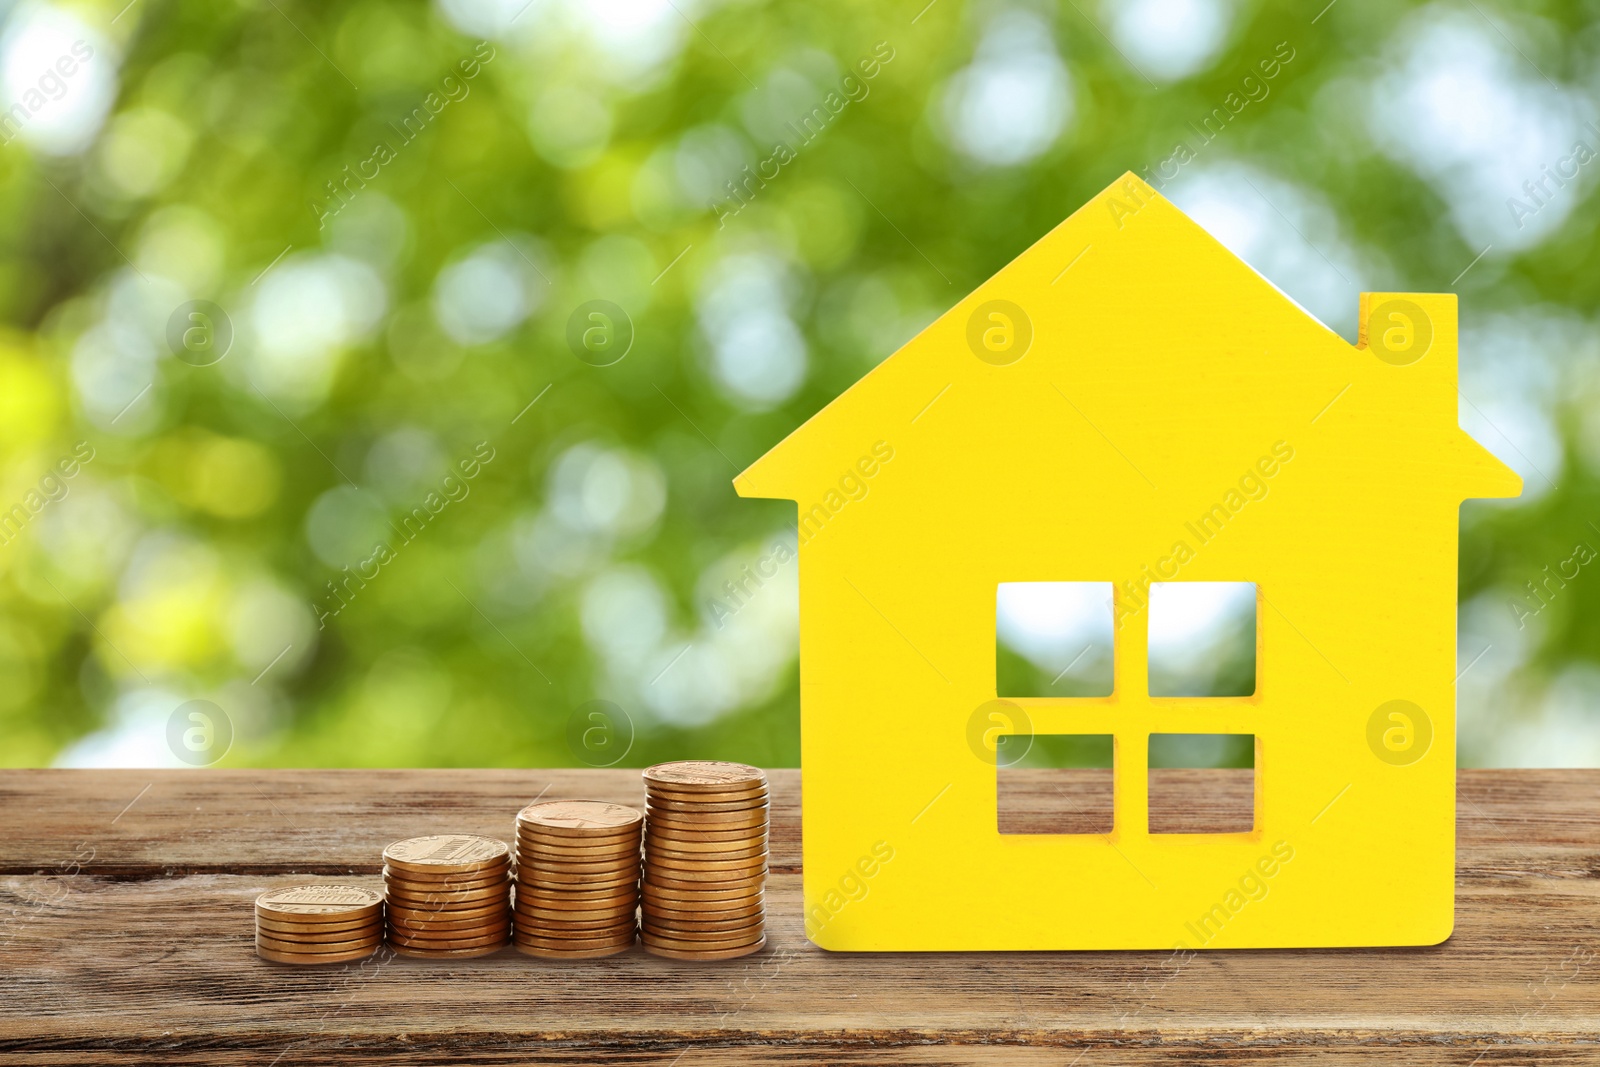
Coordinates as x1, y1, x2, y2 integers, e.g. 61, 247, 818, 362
735, 173, 1520, 950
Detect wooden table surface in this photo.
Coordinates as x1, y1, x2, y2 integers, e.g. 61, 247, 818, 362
1, 768, 1596, 1064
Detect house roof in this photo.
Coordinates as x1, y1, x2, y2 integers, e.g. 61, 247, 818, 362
734, 171, 1520, 506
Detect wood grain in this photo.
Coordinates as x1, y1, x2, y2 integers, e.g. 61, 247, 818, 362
1, 768, 1597, 1064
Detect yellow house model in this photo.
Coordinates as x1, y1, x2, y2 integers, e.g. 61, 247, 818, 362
735, 173, 1521, 950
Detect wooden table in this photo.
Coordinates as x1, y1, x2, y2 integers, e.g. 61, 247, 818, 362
1, 768, 1596, 1064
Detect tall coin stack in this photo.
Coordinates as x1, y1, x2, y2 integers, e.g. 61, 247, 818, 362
512, 800, 642, 959
383, 834, 511, 959
640, 761, 769, 960
254, 885, 383, 965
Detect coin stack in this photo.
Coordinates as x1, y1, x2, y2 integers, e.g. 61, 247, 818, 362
254, 885, 383, 965
640, 761, 769, 960
512, 800, 642, 958
383, 834, 511, 959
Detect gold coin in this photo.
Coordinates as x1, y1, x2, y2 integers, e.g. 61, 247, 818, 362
514, 887, 636, 905
384, 863, 508, 889
386, 899, 507, 923
515, 922, 636, 941
515, 842, 636, 858
645, 820, 767, 837
517, 801, 643, 833
514, 888, 637, 907
646, 777, 767, 795
645, 852, 766, 871
515, 895, 633, 908
644, 851, 766, 870
642, 920, 764, 941
514, 884, 637, 903
388, 927, 509, 950
513, 930, 636, 949
641, 927, 764, 951
389, 919, 510, 941
643, 924, 762, 943
516, 869, 637, 886
640, 895, 760, 913
515, 831, 633, 844
641, 936, 766, 961
515, 839, 640, 860
514, 902, 635, 920
642, 874, 763, 893
382, 891, 507, 910
257, 942, 381, 965
513, 930, 637, 950
386, 873, 510, 892
384, 883, 510, 906
644, 833, 767, 851
640, 819, 764, 831
642, 912, 762, 931
642, 851, 768, 871
514, 914, 636, 934
384, 897, 509, 918
390, 942, 506, 959
519, 853, 636, 871
388, 909, 509, 928
640, 863, 764, 883
513, 940, 633, 960
514, 909, 636, 927
644, 881, 763, 900
514, 883, 638, 901
641, 888, 763, 909
515, 898, 633, 914
515, 934, 633, 953
646, 797, 769, 815
647, 791, 768, 809
388, 927, 501, 945
386, 909, 509, 930
386, 920, 506, 940
255, 885, 382, 922
642, 902, 763, 925
512, 856, 640, 875
644, 798, 770, 817
388, 915, 506, 935
256, 914, 384, 936
515, 913, 636, 933
383, 835, 510, 874
643, 910, 763, 930
647, 811, 768, 832
642, 870, 766, 891
516, 867, 637, 887
643, 834, 768, 854
515, 903, 636, 923
643, 761, 766, 789
644, 866, 765, 887
382, 866, 509, 890
641, 896, 762, 914
256, 932, 383, 954
516, 852, 637, 869
512, 844, 636, 857
643, 876, 758, 895
256, 921, 383, 944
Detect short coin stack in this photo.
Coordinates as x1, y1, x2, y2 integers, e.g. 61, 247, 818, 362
254, 885, 383, 965
640, 761, 768, 960
513, 800, 642, 958
383, 834, 511, 959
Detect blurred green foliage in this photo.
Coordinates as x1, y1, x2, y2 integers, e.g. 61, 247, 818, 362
1, 0, 1597, 769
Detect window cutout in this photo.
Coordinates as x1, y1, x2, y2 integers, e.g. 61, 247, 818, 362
1148, 733, 1255, 834
996, 582, 1113, 697
1148, 582, 1257, 697
998, 734, 1114, 835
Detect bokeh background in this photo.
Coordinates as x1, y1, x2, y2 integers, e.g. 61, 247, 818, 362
1, 0, 1597, 770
